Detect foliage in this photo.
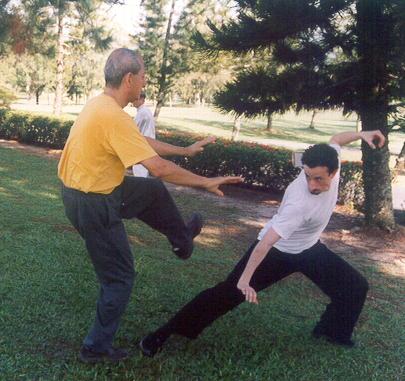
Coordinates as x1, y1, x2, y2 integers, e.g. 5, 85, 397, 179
136, 0, 235, 110
0, 109, 71, 147
0, 109, 364, 207
196, 0, 405, 229
0, 86, 17, 109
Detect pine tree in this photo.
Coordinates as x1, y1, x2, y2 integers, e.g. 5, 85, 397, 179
136, 0, 231, 117
196, 0, 405, 230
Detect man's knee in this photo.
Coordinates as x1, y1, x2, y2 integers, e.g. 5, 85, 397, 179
343, 272, 369, 304
357, 275, 369, 300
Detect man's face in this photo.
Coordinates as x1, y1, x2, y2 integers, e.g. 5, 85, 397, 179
132, 97, 145, 108
128, 60, 146, 102
303, 165, 337, 195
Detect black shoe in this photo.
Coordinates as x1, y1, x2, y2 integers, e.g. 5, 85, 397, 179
172, 212, 203, 260
139, 332, 166, 358
79, 345, 129, 364
312, 326, 354, 348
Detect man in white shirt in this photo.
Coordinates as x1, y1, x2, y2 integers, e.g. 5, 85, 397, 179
139, 129, 385, 357
132, 92, 156, 177
132, 92, 216, 177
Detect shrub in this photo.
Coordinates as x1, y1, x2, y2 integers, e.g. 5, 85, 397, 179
0, 110, 365, 208
0, 109, 73, 148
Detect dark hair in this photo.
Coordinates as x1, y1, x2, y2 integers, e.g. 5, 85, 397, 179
301, 143, 339, 174
104, 48, 142, 88
139, 91, 146, 100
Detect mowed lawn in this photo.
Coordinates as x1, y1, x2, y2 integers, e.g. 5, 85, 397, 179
0, 146, 404, 381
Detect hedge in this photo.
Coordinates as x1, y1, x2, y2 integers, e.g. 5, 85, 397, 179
0, 108, 364, 208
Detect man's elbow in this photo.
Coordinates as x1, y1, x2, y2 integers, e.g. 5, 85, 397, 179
144, 157, 172, 178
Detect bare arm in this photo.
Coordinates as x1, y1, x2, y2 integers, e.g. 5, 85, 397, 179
145, 136, 215, 157
141, 155, 242, 196
237, 228, 281, 304
329, 130, 385, 148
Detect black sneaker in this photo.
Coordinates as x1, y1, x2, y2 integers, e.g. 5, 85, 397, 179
312, 325, 354, 348
139, 333, 166, 358
79, 345, 129, 364
172, 212, 203, 260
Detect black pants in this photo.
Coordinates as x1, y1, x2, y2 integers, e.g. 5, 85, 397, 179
164, 240, 369, 341
62, 176, 191, 351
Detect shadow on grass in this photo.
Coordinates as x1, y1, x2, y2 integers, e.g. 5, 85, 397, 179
0, 145, 404, 381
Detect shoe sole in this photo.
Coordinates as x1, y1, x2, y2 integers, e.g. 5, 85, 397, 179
190, 213, 203, 238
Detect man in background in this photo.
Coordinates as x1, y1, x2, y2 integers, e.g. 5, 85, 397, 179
132, 91, 214, 177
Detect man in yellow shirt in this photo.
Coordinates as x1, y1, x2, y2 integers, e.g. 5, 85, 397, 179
58, 48, 241, 363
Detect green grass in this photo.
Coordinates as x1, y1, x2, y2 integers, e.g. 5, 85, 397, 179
0, 146, 404, 381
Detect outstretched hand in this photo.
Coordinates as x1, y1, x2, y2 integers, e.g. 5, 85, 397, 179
185, 136, 216, 157
204, 176, 243, 196
360, 130, 385, 149
237, 280, 258, 304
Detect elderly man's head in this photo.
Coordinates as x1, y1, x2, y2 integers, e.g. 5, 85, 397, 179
104, 48, 145, 102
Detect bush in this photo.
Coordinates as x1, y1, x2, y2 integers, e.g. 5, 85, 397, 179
0, 109, 73, 148
338, 161, 364, 208
0, 110, 364, 208
158, 131, 300, 194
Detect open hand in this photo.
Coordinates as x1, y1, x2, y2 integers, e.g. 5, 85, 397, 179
204, 176, 243, 196
185, 136, 216, 157
237, 280, 258, 304
360, 130, 385, 149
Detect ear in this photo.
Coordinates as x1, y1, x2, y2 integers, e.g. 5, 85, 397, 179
122, 72, 132, 88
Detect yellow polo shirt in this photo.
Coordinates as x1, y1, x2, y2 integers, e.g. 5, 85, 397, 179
58, 93, 157, 194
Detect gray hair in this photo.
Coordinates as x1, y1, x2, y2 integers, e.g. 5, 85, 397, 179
104, 48, 142, 88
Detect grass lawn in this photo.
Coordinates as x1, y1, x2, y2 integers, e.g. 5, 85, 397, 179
0, 146, 404, 381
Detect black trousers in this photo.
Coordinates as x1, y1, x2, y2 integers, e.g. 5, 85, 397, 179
164, 240, 369, 341
62, 176, 191, 351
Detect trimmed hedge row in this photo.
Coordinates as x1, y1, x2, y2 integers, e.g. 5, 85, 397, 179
0, 109, 72, 148
0, 108, 364, 207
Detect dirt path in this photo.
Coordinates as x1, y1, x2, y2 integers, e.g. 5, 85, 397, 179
1, 139, 404, 275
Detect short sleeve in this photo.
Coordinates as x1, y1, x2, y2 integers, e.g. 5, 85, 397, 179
270, 203, 305, 240
107, 113, 157, 168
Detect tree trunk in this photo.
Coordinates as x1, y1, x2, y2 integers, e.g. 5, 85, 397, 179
266, 112, 272, 131
232, 116, 241, 141
154, 0, 176, 119
309, 109, 316, 129
360, 110, 395, 230
53, 7, 65, 116
35, 90, 40, 105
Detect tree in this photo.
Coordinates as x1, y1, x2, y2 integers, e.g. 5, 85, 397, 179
196, 0, 405, 230
136, 0, 232, 117
0, 1, 12, 54
11, 53, 54, 104
22, 0, 116, 115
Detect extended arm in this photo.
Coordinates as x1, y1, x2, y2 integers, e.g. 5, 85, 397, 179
145, 136, 215, 157
329, 130, 385, 148
237, 228, 281, 304
141, 155, 241, 196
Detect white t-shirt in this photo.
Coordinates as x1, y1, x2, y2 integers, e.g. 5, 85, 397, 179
133, 105, 156, 177
257, 144, 341, 254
